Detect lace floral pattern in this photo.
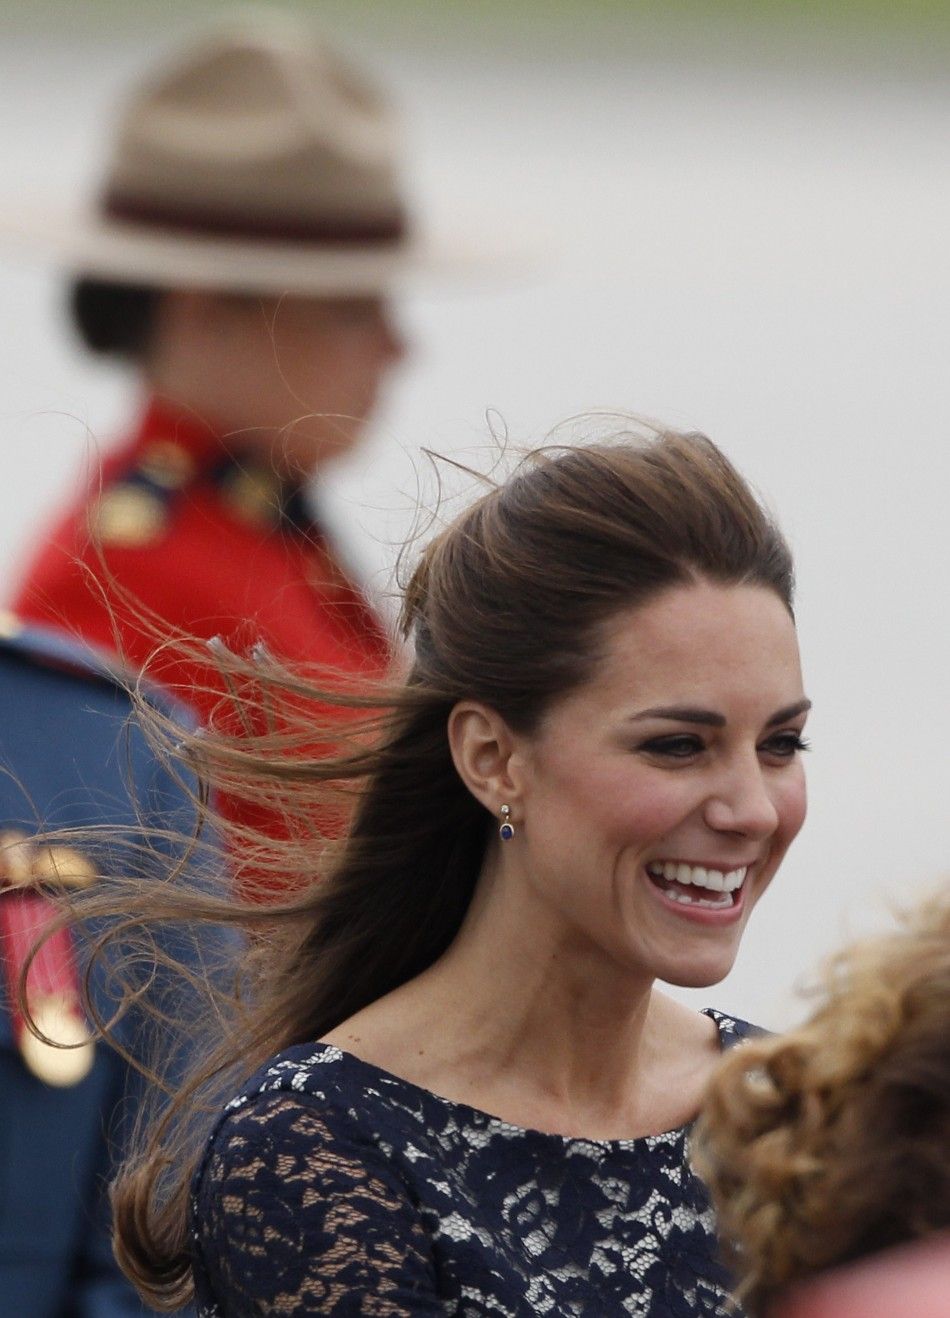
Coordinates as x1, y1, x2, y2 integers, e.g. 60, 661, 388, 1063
192, 1010, 753, 1316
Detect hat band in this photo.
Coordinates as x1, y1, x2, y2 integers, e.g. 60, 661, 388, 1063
102, 191, 408, 247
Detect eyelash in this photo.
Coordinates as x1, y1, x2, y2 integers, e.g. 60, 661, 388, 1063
639, 733, 811, 760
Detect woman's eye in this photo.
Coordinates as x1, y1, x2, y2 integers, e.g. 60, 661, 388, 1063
761, 732, 811, 758
639, 735, 705, 759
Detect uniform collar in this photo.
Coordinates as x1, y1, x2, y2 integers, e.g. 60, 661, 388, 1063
130, 397, 240, 476
128, 398, 316, 535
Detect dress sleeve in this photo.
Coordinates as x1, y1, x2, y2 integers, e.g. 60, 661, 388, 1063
194, 1092, 445, 1316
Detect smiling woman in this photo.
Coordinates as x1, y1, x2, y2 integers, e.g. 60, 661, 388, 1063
464, 580, 809, 999
85, 426, 809, 1316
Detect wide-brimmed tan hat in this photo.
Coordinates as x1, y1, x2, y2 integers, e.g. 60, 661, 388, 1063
3, 12, 496, 294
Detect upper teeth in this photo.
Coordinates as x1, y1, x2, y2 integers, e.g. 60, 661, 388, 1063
646, 862, 747, 893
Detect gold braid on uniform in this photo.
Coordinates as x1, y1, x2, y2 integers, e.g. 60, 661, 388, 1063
694, 891, 950, 1316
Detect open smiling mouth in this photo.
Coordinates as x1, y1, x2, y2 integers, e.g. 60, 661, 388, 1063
645, 862, 748, 910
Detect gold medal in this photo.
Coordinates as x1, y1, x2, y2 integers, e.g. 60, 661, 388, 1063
0, 611, 23, 640
1, 833, 97, 891
220, 465, 282, 527
89, 484, 166, 547
138, 438, 196, 489
30, 845, 97, 890
1, 830, 35, 888
20, 994, 95, 1087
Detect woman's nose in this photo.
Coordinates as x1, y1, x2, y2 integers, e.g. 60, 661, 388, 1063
703, 759, 779, 838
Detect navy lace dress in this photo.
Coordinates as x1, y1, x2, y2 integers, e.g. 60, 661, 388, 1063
192, 1009, 753, 1316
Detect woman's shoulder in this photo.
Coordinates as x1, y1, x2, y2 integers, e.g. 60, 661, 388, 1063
702, 1006, 765, 1049
233, 1040, 354, 1104
203, 1041, 433, 1169
194, 1043, 426, 1222
191, 1046, 445, 1317
212, 1042, 382, 1143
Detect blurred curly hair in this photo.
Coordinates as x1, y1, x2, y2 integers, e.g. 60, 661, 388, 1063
695, 891, 950, 1316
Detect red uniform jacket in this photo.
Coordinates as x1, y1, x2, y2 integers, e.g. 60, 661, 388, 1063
12, 400, 391, 891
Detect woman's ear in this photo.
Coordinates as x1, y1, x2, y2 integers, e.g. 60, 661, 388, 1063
447, 702, 524, 816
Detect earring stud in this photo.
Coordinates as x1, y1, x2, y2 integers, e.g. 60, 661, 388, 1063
499, 804, 514, 841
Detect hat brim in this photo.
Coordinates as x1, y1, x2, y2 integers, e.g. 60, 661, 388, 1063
0, 202, 520, 295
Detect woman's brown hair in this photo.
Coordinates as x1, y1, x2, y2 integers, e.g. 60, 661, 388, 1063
77, 426, 795, 1307
695, 891, 950, 1316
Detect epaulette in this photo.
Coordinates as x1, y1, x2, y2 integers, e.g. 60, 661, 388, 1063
0, 611, 199, 744
87, 437, 197, 548
0, 610, 141, 694
212, 456, 316, 535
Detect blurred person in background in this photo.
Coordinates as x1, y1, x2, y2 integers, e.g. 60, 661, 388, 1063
0, 607, 225, 1316
696, 890, 950, 1317
11, 13, 412, 691
7, 11, 493, 892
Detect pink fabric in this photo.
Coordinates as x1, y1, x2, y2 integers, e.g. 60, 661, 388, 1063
774, 1236, 950, 1318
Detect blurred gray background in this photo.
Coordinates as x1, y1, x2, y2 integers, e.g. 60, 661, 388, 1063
1, 0, 948, 1027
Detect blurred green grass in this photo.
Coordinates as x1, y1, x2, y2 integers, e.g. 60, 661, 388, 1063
5, 0, 950, 24
4, 0, 950, 61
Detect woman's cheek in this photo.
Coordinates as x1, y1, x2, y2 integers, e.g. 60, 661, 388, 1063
778, 769, 808, 846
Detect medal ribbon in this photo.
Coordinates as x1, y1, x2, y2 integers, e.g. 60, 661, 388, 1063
0, 832, 95, 1086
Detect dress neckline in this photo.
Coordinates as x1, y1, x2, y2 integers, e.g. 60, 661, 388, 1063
298, 1007, 743, 1149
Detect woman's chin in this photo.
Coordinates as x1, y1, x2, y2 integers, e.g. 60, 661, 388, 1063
652, 947, 741, 991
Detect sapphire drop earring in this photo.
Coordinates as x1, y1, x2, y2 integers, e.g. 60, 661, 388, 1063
499, 804, 514, 841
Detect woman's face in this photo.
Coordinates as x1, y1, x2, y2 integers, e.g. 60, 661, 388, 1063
509, 579, 809, 989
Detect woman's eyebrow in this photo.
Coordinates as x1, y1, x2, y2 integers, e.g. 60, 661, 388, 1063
628, 706, 726, 727
765, 698, 812, 727
628, 698, 812, 728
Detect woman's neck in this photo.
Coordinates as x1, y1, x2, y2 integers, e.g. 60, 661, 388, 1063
325, 865, 720, 1139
